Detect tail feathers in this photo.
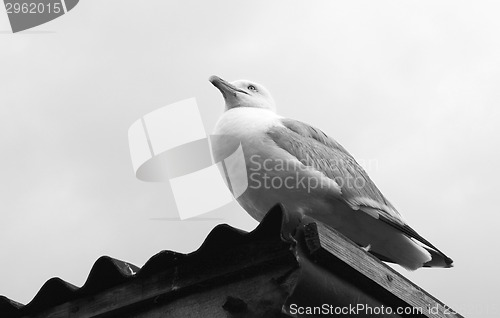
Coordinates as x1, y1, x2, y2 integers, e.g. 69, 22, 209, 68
370, 239, 454, 270
375, 233, 432, 271
378, 214, 454, 269
421, 245, 454, 268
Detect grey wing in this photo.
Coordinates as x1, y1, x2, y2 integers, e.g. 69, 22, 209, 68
268, 118, 453, 265
268, 118, 402, 222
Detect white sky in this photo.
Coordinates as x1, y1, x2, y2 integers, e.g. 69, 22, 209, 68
1, 1, 499, 317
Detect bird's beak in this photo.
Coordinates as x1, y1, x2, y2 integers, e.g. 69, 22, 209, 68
209, 75, 249, 99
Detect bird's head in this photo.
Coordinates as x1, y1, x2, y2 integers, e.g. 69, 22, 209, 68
209, 75, 276, 112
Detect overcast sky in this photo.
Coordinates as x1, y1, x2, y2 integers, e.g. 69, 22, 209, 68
1, 1, 499, 317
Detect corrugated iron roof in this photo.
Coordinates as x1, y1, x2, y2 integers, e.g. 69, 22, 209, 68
0, 205, 291, 317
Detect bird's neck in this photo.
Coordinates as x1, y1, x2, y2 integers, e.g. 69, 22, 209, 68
213, 107, 282, 138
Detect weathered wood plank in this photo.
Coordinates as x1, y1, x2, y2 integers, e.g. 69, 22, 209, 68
125, 266, 298, 318
304, 221, 463, 318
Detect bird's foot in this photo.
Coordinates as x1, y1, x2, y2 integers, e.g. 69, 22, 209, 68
361, 244, 371, 252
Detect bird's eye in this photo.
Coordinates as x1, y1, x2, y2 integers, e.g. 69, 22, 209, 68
248, 85, 256, 91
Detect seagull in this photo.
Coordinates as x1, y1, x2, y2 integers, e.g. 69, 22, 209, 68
209, 75, 453, 270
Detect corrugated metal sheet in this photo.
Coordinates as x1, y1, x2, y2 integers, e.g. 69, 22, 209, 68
0, 205, 290, 317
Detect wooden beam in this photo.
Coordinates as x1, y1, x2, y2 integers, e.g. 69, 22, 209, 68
303, 221, 463, 318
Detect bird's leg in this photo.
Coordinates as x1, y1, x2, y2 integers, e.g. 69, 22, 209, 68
360, 244, 371, 252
